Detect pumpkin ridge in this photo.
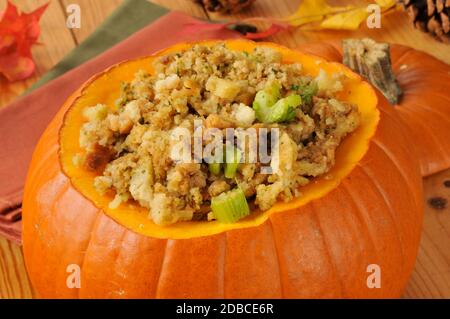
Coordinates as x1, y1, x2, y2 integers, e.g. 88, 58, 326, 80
266, 218, 285, 298
399, 76, 449, 91
396, 108, 450, 174
77, 211, 111, 298
218, 234, 227, 298
75, 209, 101, 299
405, 91, 450, 108
155, 239, 176, 298
102, 227, 127, 298
340, 180, 380, 261
390, 47, 414, 69
310, 202, 345, 298
356, 164, 406, 267
398, 105, 450, 157
332, 186, 382, 296
222, 232, 228, 298
27, 144, 59, 186
394, 47, 446, 70
27, 174, 70, 296
370, 139, 421, 210
376, 108, 413, 158
399, 98, 450, 125
376, 105, 416, 149
153, 239, 168, 298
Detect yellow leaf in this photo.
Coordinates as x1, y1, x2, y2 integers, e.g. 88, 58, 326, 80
374, 0, 397, 10
320, 7, 369, 30
285, 0, 351, 27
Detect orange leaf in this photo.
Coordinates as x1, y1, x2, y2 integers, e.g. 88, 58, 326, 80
0, 0, 48, 82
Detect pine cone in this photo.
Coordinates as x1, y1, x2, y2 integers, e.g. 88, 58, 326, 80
398, 0, 450, 43
193, 0, 256, 13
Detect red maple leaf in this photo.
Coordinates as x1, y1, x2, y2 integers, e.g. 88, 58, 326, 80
0, 0, 48, 82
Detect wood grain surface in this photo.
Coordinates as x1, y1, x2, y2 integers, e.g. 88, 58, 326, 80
0, 0, 449, 299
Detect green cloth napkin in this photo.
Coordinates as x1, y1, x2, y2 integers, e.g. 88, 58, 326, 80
29, 0, 168, 91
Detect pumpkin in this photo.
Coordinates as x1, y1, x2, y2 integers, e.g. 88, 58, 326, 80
23, 39, 448, 299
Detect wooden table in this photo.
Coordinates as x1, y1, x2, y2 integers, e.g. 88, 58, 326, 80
1, 0, 449, 299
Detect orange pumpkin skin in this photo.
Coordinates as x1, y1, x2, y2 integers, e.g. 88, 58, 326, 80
299, 42, 450, 177
22, 41, 425, 298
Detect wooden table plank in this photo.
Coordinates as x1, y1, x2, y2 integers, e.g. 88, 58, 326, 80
0, 0, 449, 299
404, 170, 450, 298
0, 238, 33, 299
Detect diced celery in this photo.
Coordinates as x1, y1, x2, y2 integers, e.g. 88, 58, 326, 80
269, 94, 302, 122
253, 83, 280, 123
211, 188, 250, 223
253, 82, 302, 123
224, 146, 241, 179
209, 162, 222, 175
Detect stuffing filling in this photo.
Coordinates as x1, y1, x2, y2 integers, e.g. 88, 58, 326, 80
76, 43, 360, 225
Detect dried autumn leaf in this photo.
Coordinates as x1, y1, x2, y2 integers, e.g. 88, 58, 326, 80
375, 0, 397, 10
319, 0, 398, 30
320, 7, 369, 30
181, 0, 399, 41
284, 0, 352, 26
0, 0, 48, 82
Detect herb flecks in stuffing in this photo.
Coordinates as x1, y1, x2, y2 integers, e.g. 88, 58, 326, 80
77, 43, 360, 225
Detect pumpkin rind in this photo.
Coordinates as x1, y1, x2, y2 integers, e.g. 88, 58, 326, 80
23, 40, 425, 298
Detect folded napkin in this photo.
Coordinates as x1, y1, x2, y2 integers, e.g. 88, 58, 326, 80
0, 0, 241, 243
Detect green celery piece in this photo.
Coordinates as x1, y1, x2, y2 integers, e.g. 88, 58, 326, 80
269, 94, 302, 122
209, 162, 222, 175
266, 82, 281, 99
253, 83, 281, 123
224, 146, 241, 179
211, 188, 250, 223
253, 83, 302, 123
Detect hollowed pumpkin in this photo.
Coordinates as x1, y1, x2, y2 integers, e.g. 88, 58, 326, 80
23, 39, 447, 298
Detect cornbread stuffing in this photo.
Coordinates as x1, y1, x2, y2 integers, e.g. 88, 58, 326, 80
77, 43, 360, 225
